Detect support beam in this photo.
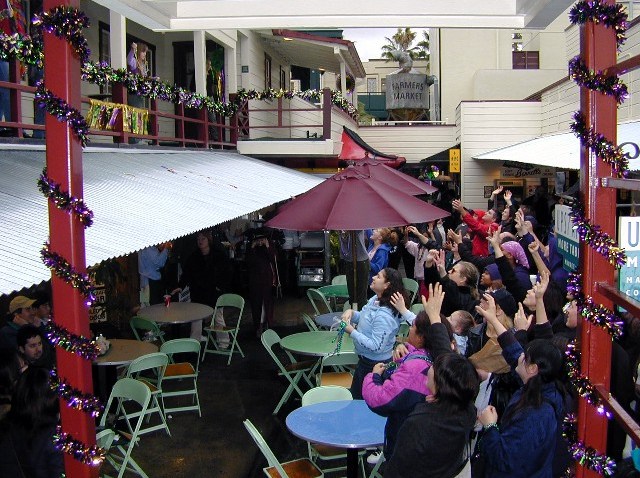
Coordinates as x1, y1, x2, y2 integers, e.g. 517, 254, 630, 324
193, 30, 206, 95
44, 0, 96, 476
576, 1, 617, 476
109, 11, 126, 70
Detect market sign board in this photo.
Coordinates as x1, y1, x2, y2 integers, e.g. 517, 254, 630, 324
385, 73, 429, 110
618, 216, 640, 301
555, 204, 579, 272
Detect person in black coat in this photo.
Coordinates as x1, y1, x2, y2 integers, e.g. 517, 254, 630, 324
245, 230, 279, 337
0, 367, 63, 478
173, 230, 233, 340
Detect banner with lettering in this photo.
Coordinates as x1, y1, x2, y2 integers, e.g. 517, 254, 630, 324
501, 166, 555, 178
555, 204, 580, 272
618, 216, 640, 302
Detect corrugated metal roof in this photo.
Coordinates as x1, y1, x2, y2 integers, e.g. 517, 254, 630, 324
0, 147, 322, 295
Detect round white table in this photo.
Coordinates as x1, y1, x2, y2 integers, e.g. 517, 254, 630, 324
94, 338, 158, 366
138, 302, 213, 325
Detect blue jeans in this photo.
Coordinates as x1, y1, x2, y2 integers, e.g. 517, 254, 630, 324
0, 61, 11, 124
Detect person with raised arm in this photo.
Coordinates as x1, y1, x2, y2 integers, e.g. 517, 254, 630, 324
384, 283, 480, 477
474, 294, 566, 478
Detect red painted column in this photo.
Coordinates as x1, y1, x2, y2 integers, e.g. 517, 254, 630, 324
43, 0, 97, 477
576, 2, 617, 476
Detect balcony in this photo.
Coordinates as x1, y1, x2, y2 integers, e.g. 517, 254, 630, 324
0, 60, 356, 157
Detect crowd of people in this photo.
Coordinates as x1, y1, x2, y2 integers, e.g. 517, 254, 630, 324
334, 186, 640, 477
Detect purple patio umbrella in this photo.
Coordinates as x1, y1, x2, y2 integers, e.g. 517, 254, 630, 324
265, 166, 449, 305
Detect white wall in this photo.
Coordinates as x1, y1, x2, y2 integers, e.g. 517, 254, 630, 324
473, 69, 566, 100
459, 101, 541, 210
358, 124, 457, 164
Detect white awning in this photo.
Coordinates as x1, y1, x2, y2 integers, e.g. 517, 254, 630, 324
0, 147, 322, 295
474, 120, 640, 170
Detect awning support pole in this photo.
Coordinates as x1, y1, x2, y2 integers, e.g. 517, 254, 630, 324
576, 1, 617, 476
44, 0, 97, 476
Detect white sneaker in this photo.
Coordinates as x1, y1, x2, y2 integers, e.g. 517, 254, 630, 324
199, 335, 208, 342
367, 451, 383, 465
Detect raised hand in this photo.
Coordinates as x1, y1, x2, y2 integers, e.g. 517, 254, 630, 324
491, 185, 504, 197
504, 190, 513, 204
514, 302, 533, 331
448, 228, 462, 244
452, 199, 465, 214
390, 291, 408, 315
422, 283, 445, 323
534, 270, 550, 299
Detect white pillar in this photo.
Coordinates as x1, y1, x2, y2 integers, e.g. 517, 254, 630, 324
109, 11, 126, 70
335, 47, 347, 95
224, 46, 237, 97
193, 30, 207, 95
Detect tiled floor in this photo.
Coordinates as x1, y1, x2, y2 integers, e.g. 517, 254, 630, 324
100, 293, 344, 478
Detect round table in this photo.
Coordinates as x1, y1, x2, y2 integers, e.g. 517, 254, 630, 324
314, 312, 342, 329
94, 339, 158, 366
286, 400, 385, 478
280, 331, 354, 357
93, 339, 159, 400
138, 302, 213, 325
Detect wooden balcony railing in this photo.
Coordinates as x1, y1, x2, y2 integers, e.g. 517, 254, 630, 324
0, 61, 355, 147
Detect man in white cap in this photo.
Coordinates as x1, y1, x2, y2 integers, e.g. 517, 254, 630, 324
0, 295, 37, 352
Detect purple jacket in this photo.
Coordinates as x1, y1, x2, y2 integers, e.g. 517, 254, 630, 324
362, 343, 432, 457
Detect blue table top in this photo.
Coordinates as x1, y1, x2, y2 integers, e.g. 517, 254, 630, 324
314, 312, 342, 329
286, 400, 385, 449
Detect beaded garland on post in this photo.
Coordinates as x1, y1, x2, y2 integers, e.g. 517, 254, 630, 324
563, 0, 629, 475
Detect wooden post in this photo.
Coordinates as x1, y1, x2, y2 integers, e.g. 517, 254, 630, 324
576, 1, 617, 476
322, 87, 331, 140
43, 0, 97, 477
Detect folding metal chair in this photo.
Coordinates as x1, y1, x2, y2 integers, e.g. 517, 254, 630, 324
315, 351, 358, 388
99, 378, 151, 478
302, 313, 319, 331
160, 338, 202, 416
301, 386, 366, 476
202, 293, 245, 365
130, 316, 165, 344
244, 419, 324, 478
402, 278, 420, 304
307, 288, 333, 315
123, 352, 171, 436
261, 329, 316, 414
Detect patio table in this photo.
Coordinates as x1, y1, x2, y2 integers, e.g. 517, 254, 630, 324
280, 331, 354, 357
138, 302, 213, 325
286, 400, 385, 478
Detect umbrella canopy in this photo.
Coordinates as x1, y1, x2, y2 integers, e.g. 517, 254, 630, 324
351, 159, 437, 195
265, 166, 449, 231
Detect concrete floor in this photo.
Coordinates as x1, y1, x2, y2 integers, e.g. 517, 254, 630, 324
100, 292, 341, 478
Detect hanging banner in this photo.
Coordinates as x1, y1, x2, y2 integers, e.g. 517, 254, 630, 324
555, 204, 579, 272
618, 216, 640, 301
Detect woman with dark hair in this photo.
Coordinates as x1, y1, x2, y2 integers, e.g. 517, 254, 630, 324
362, 311, 433, 459
384, 283, 480, 477
0, 366, 63, 478
475, 295, 566, 478
342, 267, 406, 399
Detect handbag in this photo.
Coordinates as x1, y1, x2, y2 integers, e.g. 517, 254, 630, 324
470, 433, 487, 478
